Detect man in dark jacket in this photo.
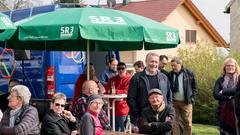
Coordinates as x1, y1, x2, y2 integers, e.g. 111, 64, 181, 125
169, 57, 197, 135
159, 55, 169, 78
127, 52, 172, 133
139, 88, 175, 135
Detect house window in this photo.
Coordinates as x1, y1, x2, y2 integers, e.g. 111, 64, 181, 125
185, 30, 196, 43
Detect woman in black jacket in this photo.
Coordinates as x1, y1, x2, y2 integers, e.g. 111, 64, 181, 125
213, 58, 240, 135
41, 93, 78, 135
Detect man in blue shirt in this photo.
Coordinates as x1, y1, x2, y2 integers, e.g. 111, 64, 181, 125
100, 58, 118, 86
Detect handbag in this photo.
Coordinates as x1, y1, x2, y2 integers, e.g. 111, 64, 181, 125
220, 99, 236, 134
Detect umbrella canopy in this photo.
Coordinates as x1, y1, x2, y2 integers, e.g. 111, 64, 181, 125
0, 13, 16, 41
7, 7, 180, 51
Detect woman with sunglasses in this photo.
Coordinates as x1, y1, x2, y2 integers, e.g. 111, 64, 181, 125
104, 62, 132, 132
41, 93, 78, 135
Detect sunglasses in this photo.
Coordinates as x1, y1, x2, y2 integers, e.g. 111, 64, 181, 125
55, 103, 65, 108
117, 67, 125, 71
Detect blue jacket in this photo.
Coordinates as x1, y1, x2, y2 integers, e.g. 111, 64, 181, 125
127, 70, 172, 125
99, 68, 117, 85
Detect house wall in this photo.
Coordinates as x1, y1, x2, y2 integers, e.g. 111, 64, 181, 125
120, 4, 217, 66
229, 1, 240, 52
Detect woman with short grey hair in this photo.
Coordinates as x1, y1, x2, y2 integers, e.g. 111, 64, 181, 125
0, 85, 40, 135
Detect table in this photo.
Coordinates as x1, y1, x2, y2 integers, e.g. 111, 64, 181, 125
102, 94, 127, 131
103, 130, 144, 135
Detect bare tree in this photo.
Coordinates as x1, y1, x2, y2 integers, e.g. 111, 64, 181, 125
0, 0, 32, 10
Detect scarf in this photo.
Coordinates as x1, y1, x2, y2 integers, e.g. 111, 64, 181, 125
223, 73, 239, 89
172, 68, 184, 92
9, 106, 22, 127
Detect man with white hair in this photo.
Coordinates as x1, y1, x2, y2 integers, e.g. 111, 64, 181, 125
0, 85, 40, 135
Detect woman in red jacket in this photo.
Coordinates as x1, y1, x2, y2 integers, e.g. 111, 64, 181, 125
105, 62, 132, 132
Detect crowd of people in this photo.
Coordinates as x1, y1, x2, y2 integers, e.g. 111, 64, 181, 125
0, 52, 240, 135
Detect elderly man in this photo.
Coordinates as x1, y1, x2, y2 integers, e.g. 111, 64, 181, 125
127, 52, 172, 133
0, 85, 40, 135
72, 80, 111, 130
169, 57, 197, 135
139, 88, 175, 135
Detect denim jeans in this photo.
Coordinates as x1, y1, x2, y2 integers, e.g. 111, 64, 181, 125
115, 116, 127, 132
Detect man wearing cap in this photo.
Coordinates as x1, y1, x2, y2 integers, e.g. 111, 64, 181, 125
169, 57, 197, 135
127, 52, 172, 132
139, 88, 175, 135
81, 94, 104, 135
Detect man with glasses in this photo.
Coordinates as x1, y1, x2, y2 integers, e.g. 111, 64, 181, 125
127, 52, 172, 133
105, 62, 132, 132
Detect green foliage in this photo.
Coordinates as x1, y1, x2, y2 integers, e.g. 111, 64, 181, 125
177, 42, 225, 125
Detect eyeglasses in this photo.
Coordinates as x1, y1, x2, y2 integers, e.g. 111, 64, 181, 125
92, 101, 104, 105
8, 94, 19, 99
226, 65, 235, 67
117, 67, 125, 71
54, 103, 65, 108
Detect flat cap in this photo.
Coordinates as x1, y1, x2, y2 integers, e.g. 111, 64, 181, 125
148, 88, 162, 98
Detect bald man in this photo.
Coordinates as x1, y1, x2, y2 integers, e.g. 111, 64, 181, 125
72, 80, 111, 130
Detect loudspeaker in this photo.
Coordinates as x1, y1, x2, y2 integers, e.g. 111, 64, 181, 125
14, 50, 31, 60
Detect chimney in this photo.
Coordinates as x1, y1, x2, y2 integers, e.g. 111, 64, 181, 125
122, 0, 129, 6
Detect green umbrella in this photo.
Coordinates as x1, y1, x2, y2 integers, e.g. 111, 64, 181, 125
0, 13, 16, 41
7, 7, 180, 79
8, 7, 180, 51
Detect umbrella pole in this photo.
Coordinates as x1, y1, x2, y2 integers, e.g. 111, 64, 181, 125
87, 40, 90, 80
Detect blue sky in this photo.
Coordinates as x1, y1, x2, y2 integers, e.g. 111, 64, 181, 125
192, 0, 230, 42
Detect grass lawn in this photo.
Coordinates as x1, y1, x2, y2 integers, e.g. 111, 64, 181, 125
193, 124, 219, 135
